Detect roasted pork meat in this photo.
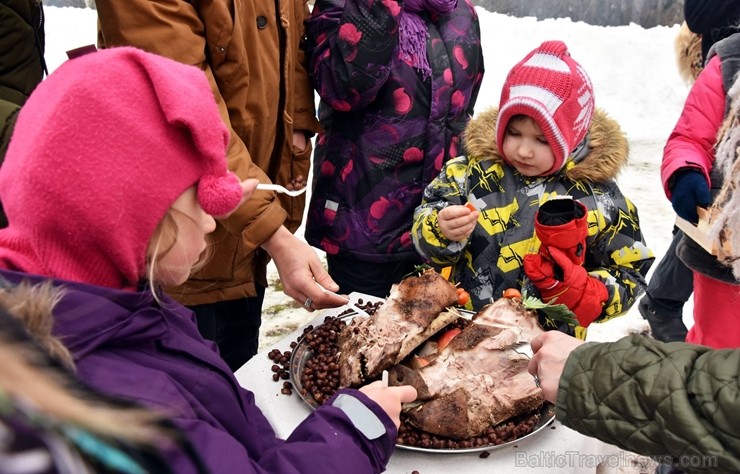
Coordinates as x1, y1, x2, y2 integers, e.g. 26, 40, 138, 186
338, 269, 459, 387
388, 297, 545, 439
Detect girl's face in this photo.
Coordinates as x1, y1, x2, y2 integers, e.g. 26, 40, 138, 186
501, 116, 556, 177
153, 186, 216, 287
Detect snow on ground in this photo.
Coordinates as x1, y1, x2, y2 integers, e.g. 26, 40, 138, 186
46, 7, 692, 350
263, 11, 693, 349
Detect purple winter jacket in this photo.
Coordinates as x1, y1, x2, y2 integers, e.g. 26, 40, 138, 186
0, 269, 397, 473
305, 0, 484, 262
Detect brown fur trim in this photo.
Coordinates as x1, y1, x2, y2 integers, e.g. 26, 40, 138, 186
0, 281, 169, 444
675, 22, 703, 85
462, 107, 629, 183
709, 77, 740, 278
462, 107, 499, 160
0, 338, 168, 445
0, 281, 74, 370
565, 108, 629, 182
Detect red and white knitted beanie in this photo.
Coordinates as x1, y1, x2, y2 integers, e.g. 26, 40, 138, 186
496, 40, 595, 175
0, 47, 242, 289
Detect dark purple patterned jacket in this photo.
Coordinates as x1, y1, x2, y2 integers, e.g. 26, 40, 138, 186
305, 0, 484, 262
0, 269, 397, 474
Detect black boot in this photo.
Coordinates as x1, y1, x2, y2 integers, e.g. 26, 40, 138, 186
639, 297, 688, 343
639, 229, 692, 343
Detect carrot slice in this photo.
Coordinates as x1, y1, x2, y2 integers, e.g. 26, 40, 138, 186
437, 328, 462, 351
457, 290, 470, 306
503, 288, 522, 300
410, 356, 430, 369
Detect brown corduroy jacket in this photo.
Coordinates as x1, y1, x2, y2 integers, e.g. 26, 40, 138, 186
96, 0, 320, 304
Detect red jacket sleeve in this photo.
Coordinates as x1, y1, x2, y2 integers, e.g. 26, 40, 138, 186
661, 56, 725, 199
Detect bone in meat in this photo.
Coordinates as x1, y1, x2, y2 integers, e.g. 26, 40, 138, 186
388, 297, 545, 439
338, 269, 459, 387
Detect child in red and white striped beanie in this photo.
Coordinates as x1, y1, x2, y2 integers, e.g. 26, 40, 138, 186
413, 39, 653, 332
496, 40, 595, 175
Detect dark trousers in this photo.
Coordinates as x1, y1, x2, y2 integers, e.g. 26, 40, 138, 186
327, 255, 421, 299
642, 229, 694, 317
639, 229, 693, 342
190, 283, 265, 372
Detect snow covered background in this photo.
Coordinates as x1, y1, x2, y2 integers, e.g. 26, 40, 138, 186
44, 6, 692, 349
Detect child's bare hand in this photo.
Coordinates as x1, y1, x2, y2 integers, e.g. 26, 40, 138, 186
359, 381, 417, 429
438, 205, 478, 241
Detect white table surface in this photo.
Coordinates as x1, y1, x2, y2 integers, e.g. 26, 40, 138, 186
235, 296, 638, 474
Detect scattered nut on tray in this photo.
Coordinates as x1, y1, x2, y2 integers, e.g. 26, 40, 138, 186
269, 300, 549, 451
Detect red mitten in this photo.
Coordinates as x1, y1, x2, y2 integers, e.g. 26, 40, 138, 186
523, 247, 608, 327
534, 198, 588, 265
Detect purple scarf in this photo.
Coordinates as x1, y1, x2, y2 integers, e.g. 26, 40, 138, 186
398, 0, 458, 80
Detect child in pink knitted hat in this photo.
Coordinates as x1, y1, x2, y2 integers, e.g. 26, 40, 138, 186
413, 40, 654, 338
0, 46, 246, 290
0, 47, 416, 473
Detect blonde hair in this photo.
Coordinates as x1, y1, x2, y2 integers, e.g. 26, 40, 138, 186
146, 209, 213, 302
0, 282, 168, 444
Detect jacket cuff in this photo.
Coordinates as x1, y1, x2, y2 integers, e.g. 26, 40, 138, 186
328, 389, 397, 442
331, 394, 386, 440
555, 341, 598, 423
239, 200, 288, 254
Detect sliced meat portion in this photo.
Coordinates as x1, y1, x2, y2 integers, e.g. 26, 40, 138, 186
388, 298, 545, 439
338, 269, 459, 387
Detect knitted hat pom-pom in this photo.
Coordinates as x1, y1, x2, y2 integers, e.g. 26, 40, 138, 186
197, 172, 243, 217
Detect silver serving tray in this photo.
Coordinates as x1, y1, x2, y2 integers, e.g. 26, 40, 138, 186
289, 311, 555, 454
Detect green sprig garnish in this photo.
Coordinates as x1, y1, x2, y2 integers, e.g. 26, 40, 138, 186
521, 289, 580, 327
403, 263, 434, 279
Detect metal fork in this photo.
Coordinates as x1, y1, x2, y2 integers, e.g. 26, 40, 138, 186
256, 183, 307, 197
512, 342, 533, 359
313, 282, 373, 318
511, 342, 541, 387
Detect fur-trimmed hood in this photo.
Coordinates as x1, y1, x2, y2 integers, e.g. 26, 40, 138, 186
463, 106, 629, 183
0, 279, 173, 448
674, 21, 704, 85
709, 73, 740, 279
0, 280, 72, 368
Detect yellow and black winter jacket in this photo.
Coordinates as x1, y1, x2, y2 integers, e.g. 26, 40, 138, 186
412, 107, 654, 331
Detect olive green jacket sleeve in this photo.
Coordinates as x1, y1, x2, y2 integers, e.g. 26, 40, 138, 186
557, 335, 740, 473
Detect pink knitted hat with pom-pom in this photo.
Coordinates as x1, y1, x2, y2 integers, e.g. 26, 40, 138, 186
0, 47, 242, 289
